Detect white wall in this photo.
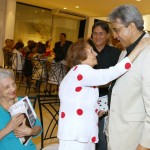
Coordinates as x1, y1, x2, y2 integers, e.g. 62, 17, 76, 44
143, 15, 150, 31
14, 3, 80, 48
51, 16, 79, 48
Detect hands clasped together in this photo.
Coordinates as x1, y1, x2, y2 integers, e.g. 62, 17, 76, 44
7, 113, 32, 138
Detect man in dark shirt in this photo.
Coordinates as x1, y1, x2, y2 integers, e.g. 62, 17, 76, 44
53, 33, 72, 62
88, 20, 121, 150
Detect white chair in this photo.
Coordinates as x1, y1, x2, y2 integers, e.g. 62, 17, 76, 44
42, 143, 59, 150
45, 62, 69, 96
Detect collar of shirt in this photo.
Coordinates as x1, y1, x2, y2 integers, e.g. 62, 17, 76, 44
126, 31, 146, 56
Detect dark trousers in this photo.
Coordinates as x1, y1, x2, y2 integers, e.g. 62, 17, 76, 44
96, 116, 107, 150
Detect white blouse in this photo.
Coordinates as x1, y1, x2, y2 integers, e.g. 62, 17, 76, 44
57, 57, 132, 143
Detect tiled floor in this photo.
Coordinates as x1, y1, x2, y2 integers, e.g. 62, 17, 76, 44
17, 81, 59, 150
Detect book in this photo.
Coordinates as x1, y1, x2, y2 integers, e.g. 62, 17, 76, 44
8, 96, 37, 145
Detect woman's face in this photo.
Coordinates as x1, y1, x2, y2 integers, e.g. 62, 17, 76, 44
84, 44, 98, 67
0, 77, 17, 101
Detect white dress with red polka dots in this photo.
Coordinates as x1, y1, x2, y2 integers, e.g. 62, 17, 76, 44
57, 57, 132, 144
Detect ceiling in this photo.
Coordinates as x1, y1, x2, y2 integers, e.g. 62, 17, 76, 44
17, 0, 150, 17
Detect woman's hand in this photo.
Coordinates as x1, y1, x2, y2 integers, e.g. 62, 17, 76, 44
128, 37, 150, 62
7, 113, 25, 132
14, 118, 32, 138
135, 38, 150, 53
136, 144, 150, 150
0, 113, 25, 140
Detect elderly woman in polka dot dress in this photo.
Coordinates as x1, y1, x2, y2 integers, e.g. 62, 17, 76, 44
57, 38, 149, 150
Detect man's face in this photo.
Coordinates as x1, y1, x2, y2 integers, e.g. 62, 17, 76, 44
111, 18, 133, 48
60, 34, 66, 43
92, 26, 109, 47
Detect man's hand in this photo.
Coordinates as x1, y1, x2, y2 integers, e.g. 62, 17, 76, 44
136, 144, 150, 150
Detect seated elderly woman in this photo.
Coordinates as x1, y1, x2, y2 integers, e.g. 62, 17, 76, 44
57, 38, 150, 150
0, 68, 42, 150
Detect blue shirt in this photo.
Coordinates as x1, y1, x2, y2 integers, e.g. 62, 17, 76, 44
0, 101, 41, 150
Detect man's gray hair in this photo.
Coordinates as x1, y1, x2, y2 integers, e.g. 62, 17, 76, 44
108, 4, 144, 31
0, 68, 15, 81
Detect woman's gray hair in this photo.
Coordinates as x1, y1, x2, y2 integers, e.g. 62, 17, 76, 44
0, 68, 15, 81
108, 4, 144, 31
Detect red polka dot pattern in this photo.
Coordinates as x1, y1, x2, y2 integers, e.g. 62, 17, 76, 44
61, 112, 65, 118
77, 109, 83, 115
91, 136, 96, 143
125, 63, 131, 69
73, 66, 78, 71
75, 87, 82, 92
77, 74, 83, 81
95, 109, 98, 114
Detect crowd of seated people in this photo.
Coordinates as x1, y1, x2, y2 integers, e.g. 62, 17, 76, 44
2, 35, 71, 94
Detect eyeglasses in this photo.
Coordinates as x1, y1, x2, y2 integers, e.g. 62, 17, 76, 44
113, 26, 125, 33
92, 32, 105, 36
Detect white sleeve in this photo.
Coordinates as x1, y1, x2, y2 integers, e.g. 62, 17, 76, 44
79, 57, 132, 86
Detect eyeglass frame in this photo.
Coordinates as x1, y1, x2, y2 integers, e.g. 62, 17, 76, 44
92, 31, 106, 36
113, 25, 128, 33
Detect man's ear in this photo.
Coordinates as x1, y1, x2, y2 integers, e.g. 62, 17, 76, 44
129, 22, 136, 32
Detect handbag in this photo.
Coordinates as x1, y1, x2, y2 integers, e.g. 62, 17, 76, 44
98, 95, 108, 111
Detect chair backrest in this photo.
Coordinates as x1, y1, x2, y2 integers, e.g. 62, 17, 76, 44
42, 143, 58, 150
47, 62, 69, 85
28, 96, 37, 109
4, 52, 23, 71
23, 56, 33, 77
32, 58, 47, 81
37, 95, 59, 149
4, 52, 13, 69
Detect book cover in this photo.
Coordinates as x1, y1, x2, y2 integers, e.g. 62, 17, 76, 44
8, 96, 37, 145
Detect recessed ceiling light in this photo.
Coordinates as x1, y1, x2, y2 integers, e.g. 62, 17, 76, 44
75, 6, 79, 8
34, 10, 38, 13
63, 7, 67, 10
136, 0, 141, 1
41, 10, 45, 12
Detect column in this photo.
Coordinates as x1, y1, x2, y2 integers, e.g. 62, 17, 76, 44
0, 0, 16, 67
5, 0, 16, 39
